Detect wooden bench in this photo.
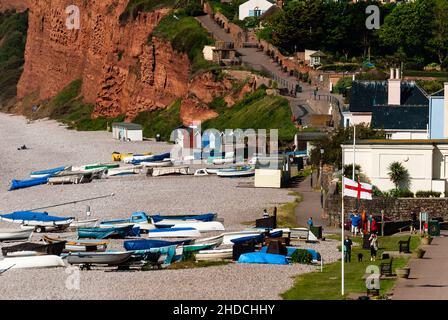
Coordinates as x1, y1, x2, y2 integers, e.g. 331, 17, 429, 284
399, 237, 411, 253
380, 258, 393, 277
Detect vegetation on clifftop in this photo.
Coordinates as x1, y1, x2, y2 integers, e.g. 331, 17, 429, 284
0, 9, 28, 107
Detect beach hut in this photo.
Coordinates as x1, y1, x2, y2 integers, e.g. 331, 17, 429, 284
112, 122, 143, 142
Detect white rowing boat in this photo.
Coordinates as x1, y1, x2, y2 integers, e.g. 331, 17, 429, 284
195, 248, 233, 261
107, 165, 143, 177
69, 219, 99, 229
147, 227, 201, 238
141, 160, 173, 168
0, 255, 65, 269
155, 221, 225, 232
222, 230, 264, 245
0, 228, 34, 242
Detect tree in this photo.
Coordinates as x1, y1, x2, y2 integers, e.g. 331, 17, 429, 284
309, 124, 386, 168
429, 0, 448, 67
387, 161, 409, 190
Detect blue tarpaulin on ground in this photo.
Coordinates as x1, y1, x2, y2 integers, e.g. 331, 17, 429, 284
260, 246, 321, 261
238, 252, 289, 265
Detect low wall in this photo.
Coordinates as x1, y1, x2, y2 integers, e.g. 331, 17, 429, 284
325, 195, 448, 226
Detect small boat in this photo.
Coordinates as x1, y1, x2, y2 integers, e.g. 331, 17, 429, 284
78, 225, 134, 239
194, 169, 208, 176
107, 165, 142, 177
147, 166, 189, 177
0, 211, 74, 233
112, 152, 152, 162
222, 231, 264, 245
0, 228, 34, 241
217, 166, 255, 178
124, 239, 193, 251
100, 212, 155, 231
204, 167, 224, 174
66, 251, 132, 266
193, 234, 224, 244
155, 221, 225, 232
9, 176, 49, 191
124, 152, 171, 164
1, 241, 66, 257
48, 173, 92, 185
43, 235, 108, 252
30, 166, 68, 179
150, 213, 217, 223
69, 219, 99, 229
230, 233, 264, 245
237, 252, 289, 265
196, 248, 233, 261
141, 160, 173, 168
84, 163, 119, 170
0, 255, 66, 269
147, 227, 201, 238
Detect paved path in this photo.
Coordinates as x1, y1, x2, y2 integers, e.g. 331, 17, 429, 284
391, 233, 448, 300
292, 176, 326, 228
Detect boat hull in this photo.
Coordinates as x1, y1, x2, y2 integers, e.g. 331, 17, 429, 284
0, 228, 33, 241
0, 255, 66, 269
196, 248, 233, 261
147, 228, 201, 238
66, 252, 132, 265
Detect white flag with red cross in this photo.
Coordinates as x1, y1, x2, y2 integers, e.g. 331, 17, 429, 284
343, 177, 372, 200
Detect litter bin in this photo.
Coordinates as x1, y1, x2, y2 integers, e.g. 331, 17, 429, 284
310, 226, 322, 239
428, 220, 440, 237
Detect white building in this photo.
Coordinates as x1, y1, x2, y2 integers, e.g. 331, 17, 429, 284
342, 68, 429, 140
239, 0, 274, 20
112, 122, 143, 141
342, 140, 448, 194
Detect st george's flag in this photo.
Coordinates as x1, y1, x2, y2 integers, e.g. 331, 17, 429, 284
343, 177, 372, 200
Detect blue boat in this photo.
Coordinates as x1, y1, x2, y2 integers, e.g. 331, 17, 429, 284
78, 225, 135, 239
129, 244, 178, 265
231, 233, 264, 245
237, 252, 289, 265
131, 152, 171, 165
30, 166, 67, 178
0, 211, 74, 227
150, 213, 216, 223
9, 176, 49, 191
124, 239, 192, 251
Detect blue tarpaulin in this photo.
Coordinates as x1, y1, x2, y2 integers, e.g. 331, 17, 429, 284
30, 166, 66, 176
130, 153, 171, 165
0, 211, 72, 222
231, 234, 264, 245
238, 252, 289, 265
260, 247, 321, 261
9, 176, 49, 191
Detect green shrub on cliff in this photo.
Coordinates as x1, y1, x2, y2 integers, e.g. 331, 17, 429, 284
0, 9, 28, 107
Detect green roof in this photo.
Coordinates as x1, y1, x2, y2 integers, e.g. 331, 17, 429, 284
112, 122, 142, 130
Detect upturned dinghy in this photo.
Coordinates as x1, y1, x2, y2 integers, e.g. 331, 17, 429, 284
147, 227, 201, 238
222, 230, 264, 245
217, 166, 255, 178
141, 160, 173, 168
100, 212, 155, 231
1, 241, 66, 257
112, 152, 152, 162
150, 213, 217, 223
48, 173, 92, 185
195, 248, 233, 261
30, 166, 68, 179
124, 239, 193, 251
155, 221, 225, 232
66, 251, 132, 266
9, 176, 49, 191
44, 235, 108, 252
78, 225, 134, 239
69, 219, 99, 229
0, 227, 34, 241
0, 211, 74, 233
0, 255, 66, 269
127, 152, 171, 165
107, 165, 143, 176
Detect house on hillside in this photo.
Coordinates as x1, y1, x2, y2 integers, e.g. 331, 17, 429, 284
238, 0, 274, 20
342, 68, 429, 139
428, 83, 448, 139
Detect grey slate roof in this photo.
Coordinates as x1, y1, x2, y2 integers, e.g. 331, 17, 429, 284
370, 106, 428, 130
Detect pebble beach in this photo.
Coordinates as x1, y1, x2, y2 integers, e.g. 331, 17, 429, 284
0, 113, 339, 300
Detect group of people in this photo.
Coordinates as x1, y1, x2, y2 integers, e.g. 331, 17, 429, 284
350, 211, 378, 236
344, 211, 379, 263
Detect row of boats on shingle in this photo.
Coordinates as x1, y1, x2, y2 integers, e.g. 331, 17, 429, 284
9, 152, 256, 191
0, 210, 321, 272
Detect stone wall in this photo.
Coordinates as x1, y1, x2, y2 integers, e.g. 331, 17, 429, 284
325, 195, 448, 226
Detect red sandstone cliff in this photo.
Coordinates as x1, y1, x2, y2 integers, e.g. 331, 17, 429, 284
7, 0, 254, 124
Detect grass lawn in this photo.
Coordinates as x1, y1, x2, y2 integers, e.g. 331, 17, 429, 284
277, 191, 303, 228
282, 234, 421, 300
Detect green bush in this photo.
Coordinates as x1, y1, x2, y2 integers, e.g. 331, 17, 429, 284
415, 191, 442, 198
290, 249, 313, 264
388, 189, 414, 198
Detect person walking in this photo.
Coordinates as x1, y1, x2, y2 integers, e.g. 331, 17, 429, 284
307, 217, 314, 229
411, 212, 417, 234
344, 236, 353, 263
351, 213, 359, 236
369, 233, 379, 261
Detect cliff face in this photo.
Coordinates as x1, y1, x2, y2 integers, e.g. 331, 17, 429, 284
0, 0, 29, 12
12, 0, 244, 124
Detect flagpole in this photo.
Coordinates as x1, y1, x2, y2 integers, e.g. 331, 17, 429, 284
352, 124, 356, 180
341, 148, 345, 296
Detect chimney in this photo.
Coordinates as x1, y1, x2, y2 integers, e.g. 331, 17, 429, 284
388, 67, 401, 105
390, 68, 394, 80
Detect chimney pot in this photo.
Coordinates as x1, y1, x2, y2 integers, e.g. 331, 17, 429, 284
396, 68, 400, 79
390, 68, 394, 80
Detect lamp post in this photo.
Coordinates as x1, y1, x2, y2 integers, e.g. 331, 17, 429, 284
320, 148, 324, 199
